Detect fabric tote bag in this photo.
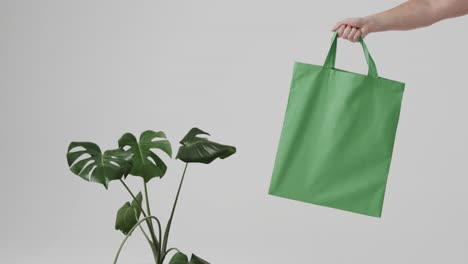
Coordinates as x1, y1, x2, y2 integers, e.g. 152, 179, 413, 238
269, 32, 405, 217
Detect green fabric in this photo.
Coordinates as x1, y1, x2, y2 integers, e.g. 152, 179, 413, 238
269, 32, 405, 217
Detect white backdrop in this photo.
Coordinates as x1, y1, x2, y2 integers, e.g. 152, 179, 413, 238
1, 0, 467, 263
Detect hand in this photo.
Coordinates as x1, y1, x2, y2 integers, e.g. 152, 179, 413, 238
331, 17, 374, 42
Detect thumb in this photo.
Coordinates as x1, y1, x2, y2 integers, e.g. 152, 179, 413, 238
331, 22, 342, 31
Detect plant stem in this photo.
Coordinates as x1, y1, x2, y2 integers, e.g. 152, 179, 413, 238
144, 182, 162, 251
139, 225, 151, 241
114, 216, 162, 264
139, 225, 158, 264
161, 163, 189, 262
120, 179, 160, 262
120, 180, 147, 217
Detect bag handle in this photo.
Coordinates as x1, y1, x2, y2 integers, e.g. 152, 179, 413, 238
323, 31, 379, 77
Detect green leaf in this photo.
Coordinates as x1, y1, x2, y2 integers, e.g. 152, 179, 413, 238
115, 192, 143, 235
190, 254, 210, 264
130, 192, 143, 216
176, 128, 236, 164
66, 142, 132, 188
118, 130, 172, 182
169, 252, 210, 264
169, 252, 188, 264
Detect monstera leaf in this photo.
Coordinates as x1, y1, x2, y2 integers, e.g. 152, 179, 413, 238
115, 192, 143, 235
189, 254, 209, 264
176, 128, 236, 164
169, 252, 209, 264
118, 130, 172, 182
169, 252, 188, 264
67, 142, 132, 188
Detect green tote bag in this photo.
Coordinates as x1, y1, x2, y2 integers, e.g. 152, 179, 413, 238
269, 32, 405, 217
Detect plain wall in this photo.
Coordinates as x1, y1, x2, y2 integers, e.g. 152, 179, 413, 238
1, 0, 467, 263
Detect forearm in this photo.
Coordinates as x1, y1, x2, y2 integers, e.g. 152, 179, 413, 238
367, 0, 468, 33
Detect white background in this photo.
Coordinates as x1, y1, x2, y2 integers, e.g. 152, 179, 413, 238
1, 0, 467, 263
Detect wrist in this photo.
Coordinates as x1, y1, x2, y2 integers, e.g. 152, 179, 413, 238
364, 15, 380, 33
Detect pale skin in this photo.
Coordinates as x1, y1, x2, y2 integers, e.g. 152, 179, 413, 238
332, 0, 468, 42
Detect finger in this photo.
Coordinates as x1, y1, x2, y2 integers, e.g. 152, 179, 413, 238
337, 25, 346, 37
339, 18, 354, 27
360, 28, 368, 39
349, 27, 359, 42
347, 27, 357, 41
352, 30, 361, 42
331, 22, 342, 31
342, 25, 352, 39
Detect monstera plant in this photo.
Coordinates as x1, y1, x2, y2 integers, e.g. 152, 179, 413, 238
66, 128, 236, 264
